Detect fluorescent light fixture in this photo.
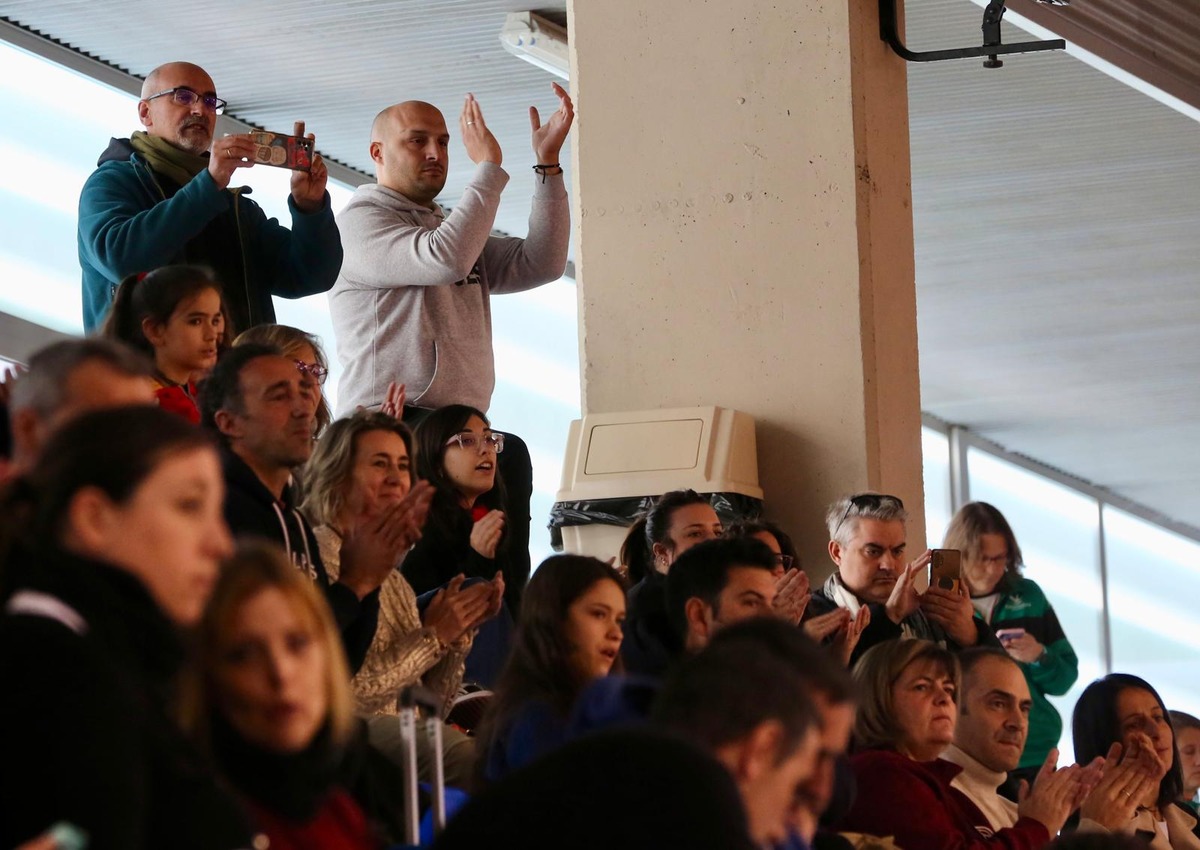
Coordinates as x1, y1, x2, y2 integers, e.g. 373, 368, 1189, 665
499, 12, 569, 81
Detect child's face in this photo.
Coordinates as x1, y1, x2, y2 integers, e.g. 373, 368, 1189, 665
149, 287, 224, 380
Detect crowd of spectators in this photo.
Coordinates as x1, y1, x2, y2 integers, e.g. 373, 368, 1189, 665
1, 58, 1197, 850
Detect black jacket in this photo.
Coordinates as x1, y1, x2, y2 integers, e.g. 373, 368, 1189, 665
620, 570, 680, 678
0, 549, 254, 850
220, 446, 379, 673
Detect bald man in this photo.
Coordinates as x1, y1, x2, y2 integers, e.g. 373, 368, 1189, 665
328, 85, 573, 415
77, 61, 343, 332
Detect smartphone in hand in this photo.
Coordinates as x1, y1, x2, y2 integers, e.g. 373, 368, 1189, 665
927, 548, 962, 593
996, 627, 1027, 643
249, 130, 314, 172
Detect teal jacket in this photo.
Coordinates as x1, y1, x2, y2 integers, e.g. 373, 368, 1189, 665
77, 137, 342, 332
983, 576, 1079, 769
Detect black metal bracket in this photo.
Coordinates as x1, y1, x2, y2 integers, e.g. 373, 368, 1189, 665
880, 0, 1065, 68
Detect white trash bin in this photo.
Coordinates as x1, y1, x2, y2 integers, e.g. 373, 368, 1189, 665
549, 406, 764, 563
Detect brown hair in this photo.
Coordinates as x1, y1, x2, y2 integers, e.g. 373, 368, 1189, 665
851, 639, 959, 753
180, 542, 355, 749
301, 411, 414, 529
942, 501, 1024, 593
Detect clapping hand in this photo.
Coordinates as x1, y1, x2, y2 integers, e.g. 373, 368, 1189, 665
289, 121, 329, 213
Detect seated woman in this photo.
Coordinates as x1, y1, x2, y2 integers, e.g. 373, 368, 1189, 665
619, 489, 723, 675
401, 405, 516, 685
0, 407, 253, 850
1072, 674, 1200, 848
944, 501, 1079, 786
836, 639, 1066, 849
474, 554, 627, 784
184, 543, 385, 849
301, 411, 501, 785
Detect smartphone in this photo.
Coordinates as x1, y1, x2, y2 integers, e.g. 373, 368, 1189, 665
927, 548, 962, 593
249, 131, 314, 172
996, 628, 1027, 643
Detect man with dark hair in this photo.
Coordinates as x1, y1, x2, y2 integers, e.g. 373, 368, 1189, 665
654, 618, 824, 846
7, 338, 155, 473
666, 536, 778, 654
943, 647, 1034, 831
78, 61, 342, 332
433, 617, 826, 850
199, 345, 431, 672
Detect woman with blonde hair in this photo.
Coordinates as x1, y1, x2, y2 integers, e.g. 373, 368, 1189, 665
837, 639, 1086, 849
184, 542, 387, 849
943, 501, 1079, 785
301, 411, 501, 785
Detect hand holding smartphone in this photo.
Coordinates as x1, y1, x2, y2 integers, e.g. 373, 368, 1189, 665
996, 627, 1027, 643
926, 548, 962, 593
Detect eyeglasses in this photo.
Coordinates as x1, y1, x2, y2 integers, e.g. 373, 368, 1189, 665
774, 553, 795, 571
143, 87, 228, 115
445, 432, 504, 454
832, 493, 905, 537
294, 360, 328, 385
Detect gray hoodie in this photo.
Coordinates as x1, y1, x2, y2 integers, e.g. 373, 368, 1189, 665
329, 162, 569, 414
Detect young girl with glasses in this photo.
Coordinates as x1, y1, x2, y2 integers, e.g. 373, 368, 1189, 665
103, 264, 229, 424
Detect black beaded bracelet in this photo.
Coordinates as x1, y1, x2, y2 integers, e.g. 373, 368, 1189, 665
532, 163, 561, 183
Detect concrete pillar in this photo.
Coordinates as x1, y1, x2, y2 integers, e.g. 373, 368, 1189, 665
567, 0, 926, 576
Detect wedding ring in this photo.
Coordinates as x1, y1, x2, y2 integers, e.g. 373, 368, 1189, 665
467, 121, 475, 125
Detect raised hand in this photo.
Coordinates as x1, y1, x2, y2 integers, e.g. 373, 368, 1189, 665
1016, 749, 1090, 836
530, 81, 574, 165
921, 583, 979, 645
208, 133, 258, 189
379, 382, 406, 419
773, 568, 811, 625
338, 481, 434, 598
803, 607, 852, 643
832, 605, 872, 666
885, 551, 929, 625
470, 509, 506, 559
423, 575, 493, 644
289, 121, 329, 213
1078, 741, 1162, 830
460, 93, 503, 165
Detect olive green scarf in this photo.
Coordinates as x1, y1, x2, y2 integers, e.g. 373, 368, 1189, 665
129, 131, 209, 188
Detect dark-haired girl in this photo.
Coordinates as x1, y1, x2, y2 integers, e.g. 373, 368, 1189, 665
103, 264, 229, 423
474, 554, 626, 784
618, 489, 722, 675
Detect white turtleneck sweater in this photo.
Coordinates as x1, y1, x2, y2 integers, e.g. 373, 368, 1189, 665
943, 743, 1019, 832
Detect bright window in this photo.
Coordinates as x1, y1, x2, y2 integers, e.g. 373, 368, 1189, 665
1103, 505, 1200, 717
922, 426, 952, 548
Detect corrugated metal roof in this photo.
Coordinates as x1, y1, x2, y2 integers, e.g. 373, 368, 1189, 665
907, 0, 1200, 528
2, 0, 1198, 530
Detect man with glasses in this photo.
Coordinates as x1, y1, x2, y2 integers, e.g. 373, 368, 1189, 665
810, 492, 999, 665
78, 61, 343, 333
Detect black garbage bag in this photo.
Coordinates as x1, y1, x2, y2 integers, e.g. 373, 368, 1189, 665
547, 491, 763, 551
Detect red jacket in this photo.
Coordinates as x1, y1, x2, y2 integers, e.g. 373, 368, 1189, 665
838, 749, 1050, 850
153, 381, 200, 425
